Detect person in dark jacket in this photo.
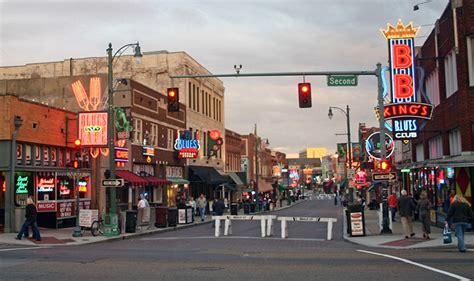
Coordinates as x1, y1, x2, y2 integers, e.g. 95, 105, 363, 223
445, 195, 473, 252
416, 191, 432, 239
212, 197, 226, 228
16, 197, 41, 241
398, 190, 416, 239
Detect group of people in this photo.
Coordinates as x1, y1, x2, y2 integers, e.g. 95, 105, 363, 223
388, 190, 473, 252
185, 194, 225, 223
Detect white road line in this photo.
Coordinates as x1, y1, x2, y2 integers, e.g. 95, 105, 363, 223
0, 246, 50, 252
357, 249, 471, 281
141, 236, 325, 242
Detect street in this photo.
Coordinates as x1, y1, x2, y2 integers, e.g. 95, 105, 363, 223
1, 199, 472, 281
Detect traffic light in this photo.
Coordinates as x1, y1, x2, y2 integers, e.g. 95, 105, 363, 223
73, 139, 82, 169
380, 159, 392, 172
167, 88, 179, 112
298, 82, 312, 108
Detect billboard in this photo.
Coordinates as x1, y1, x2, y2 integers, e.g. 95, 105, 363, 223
78, 111, 108, 147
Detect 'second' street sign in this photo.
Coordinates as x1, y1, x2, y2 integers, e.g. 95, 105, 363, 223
372, 172, 397, 182
327, 75, 358, 86
102, 179, 124, 187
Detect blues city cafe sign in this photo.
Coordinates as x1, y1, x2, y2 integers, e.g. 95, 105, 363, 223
174, 130, 200, 159
380, 20, 433, 140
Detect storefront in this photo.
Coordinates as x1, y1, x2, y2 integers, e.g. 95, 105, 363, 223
188, 165, 229, 200
166, 166, 189, 207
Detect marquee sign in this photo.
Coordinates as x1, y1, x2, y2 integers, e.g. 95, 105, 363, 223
174, 130, 200, 159
380, 20, 431, 140
78, 111, 108, 147
365, 132, 395, 160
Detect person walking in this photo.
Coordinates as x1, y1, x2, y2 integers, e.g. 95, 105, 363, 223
196, 194, 207, 222
15, 197, 41, 241
212, 196, 225, 227
398, 190, 416, 239
416, 191, 432, 239
445, 194, 473, 252
387, 192, 398, 222
188, 196, 196, 217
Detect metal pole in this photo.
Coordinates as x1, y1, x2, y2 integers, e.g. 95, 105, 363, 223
72, 170, 82, 237
5, 130, 19, 233
171, 70, 376, 79
107, 43, 117, 217
377, 62, 391, 234
346, 105, 352, 201
254, 124, 259, 212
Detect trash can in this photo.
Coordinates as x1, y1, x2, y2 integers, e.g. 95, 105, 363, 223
155, 206, 167, 228
168, 208, 178, 227
243, 203, 250, 214
186, 206, 194, 223
346, 204, 365, 237
230, 203, 238, 215
125, 210, 137, 233
249, 203, 256, 213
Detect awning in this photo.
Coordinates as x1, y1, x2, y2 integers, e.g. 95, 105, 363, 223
188, 166, 228, 184
229, 172, 244, 186
116, 170, 147, 187
258, 180, 274, 193
168, 177, 190, 185
143, 176, 170, 185
219, 182, 236, 191
235, 172, 247, 185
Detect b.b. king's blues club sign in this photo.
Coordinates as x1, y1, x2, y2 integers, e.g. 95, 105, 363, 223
174, 130, 200, 159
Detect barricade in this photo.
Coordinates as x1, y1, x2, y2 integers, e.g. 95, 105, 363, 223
212, 215, 269, 238
315, 194, 334, 200
277, 216, 337, 240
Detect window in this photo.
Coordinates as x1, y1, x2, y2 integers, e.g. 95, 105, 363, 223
449, 128, 462, 156
133, 118, 142, 144
150, 124, 158, 147
192, 84, 196, 110
197, 86, 200, 112
428, 136, 443, 159
444, 49, 458, 98
202, 90, 205, 115
416, 143, 424, 162
167, 128, 174, 150
188, 82, 192, 109
467, 37, 474, 86
425, 69, 440, 106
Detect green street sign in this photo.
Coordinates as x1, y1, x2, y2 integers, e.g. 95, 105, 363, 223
401, 168, 411, 173
327, 75, 358, 86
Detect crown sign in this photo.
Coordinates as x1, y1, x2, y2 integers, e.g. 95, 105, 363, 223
380, 19, 420, 39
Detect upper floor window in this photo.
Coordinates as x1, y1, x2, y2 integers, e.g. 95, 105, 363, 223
444, 49, 458, 98
467, 37, 474, 86
449, 128, 462, 156
150, 124, 158, 147
415, 143, 424, 162
425, 69, 440, 106
167, 128, 174, 150
133, 118, 143, 144
428, 136, 443, 159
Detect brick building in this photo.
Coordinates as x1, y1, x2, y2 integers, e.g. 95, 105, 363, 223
402, 0, 474, 225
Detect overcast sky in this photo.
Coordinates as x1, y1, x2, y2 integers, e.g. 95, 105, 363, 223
0, 0, 447, 156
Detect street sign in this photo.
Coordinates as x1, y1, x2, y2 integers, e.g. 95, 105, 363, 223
102, 179, 124, 187
372, 172, 397, 182
327, 75, 358, 86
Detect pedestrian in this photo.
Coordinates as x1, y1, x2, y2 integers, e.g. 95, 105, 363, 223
188, 196, 196, 216
212, 196, 225, 227
196, 194, 207, 222
387, 192, 398, 222
445, 194, 473, 252
15, 197, 41, 241
137, 194, 150, 209
416, 191, 432, 239
334, 192, 338, 206
397, 190, 416, 239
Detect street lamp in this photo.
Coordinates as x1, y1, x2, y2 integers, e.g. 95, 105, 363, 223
413, 0, 431, 11
328, 105, 351, 193
5, 116, 23, 233
106, 42, 142, 234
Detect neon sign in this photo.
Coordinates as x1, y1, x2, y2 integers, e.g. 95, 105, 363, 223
59, 180, 71, 195
174, 130, 200, 159
115, 147, 129, 162
37, 178, 55, 192
380, 20, 430, 141
16, 176, 29, 194
78, 180, 87, 193
71, 77, 103, 111
365, 132, 394, 160
78, 111, 108, 147
142, 146, 155, 157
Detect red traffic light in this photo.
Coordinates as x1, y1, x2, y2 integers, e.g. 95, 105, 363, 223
167, 88, 179, 112
298, 82, 312, 108
74, 139, 81, 146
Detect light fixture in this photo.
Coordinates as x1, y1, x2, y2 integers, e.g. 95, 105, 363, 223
134, 42, 143, 64
413, 0, 431, 11
328, 108, 333, 119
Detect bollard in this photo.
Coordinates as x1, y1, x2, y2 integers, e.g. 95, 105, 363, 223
260, 217, 266, 237
224, 218, 232, 236
214, 218, 221, 237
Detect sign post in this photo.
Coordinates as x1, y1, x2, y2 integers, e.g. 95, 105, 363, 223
102, 179, 124, 187
372, 172, 397, 182
327, 75, 358, 86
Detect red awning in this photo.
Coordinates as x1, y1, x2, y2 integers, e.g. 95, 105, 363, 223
258, 180, 274, 193
143, 176, 170, 186
116, 170, 148, 187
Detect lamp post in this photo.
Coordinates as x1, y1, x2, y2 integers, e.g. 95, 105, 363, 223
328, 105, 351, 191
5, 116, 23, 233
106, 42, 142, 228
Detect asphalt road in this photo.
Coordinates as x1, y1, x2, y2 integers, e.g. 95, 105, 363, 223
1, 199, 472, 281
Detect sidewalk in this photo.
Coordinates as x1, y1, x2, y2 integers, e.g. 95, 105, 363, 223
0, 199, 301, 247
343, 207, 474, 249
